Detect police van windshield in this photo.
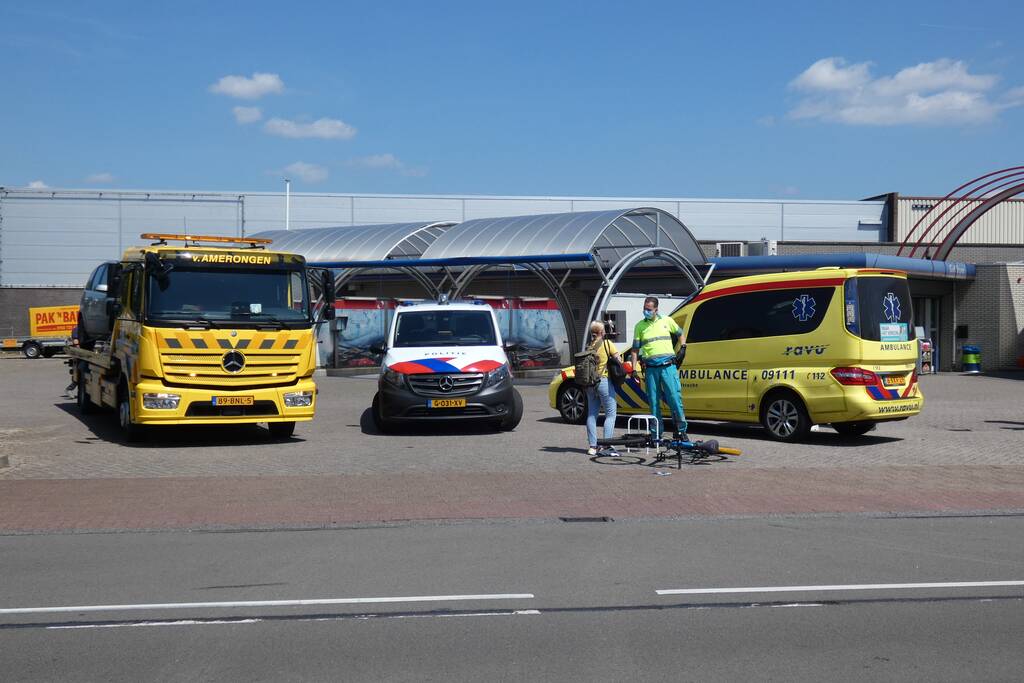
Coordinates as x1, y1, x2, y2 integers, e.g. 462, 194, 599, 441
394, 310, 497, 347
844, 276, 916, 342
146, 266, 312, 327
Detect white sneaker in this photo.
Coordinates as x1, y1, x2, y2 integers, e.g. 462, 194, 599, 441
587, 447, 598, 456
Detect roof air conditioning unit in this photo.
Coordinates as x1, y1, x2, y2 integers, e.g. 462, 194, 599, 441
747, 239, 778, 256
715, 242, 747, 257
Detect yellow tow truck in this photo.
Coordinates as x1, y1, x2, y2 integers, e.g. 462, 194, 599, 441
68, 233, 334, 441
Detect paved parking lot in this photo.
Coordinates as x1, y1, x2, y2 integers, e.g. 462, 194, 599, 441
1, 358, 1022, 530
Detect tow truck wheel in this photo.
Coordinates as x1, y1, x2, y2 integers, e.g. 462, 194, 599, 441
499, 388, 524, 431
557, 382, 587, 425
22, 342, 42, 359
118, 383, 145, 443
76, 379, 96, 414
268, 421, 296, 439
371, 393, 393, 434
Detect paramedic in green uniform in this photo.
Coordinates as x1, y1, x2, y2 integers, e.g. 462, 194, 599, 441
628, 296, 688, 441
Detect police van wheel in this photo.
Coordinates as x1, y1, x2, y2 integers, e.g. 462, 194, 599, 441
760, 391, 810, 441
499, 389, 524, 431
371, 393, 393, 434
268, 421, 296, 439
22, 342, 42, 359
557, 383, 587, 425
118, 383, 145, 443
833, 421, 875, 437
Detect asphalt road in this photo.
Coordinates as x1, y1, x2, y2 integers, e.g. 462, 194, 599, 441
3, 515, 1023, 681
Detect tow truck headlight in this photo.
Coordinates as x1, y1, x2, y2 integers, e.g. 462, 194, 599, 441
485, 364, 511, 388
283, 390, 314, 407
143, 392, 180, 410
382, 368, 404, 387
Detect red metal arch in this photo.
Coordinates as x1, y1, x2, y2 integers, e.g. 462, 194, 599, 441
898, 166, 1024, 259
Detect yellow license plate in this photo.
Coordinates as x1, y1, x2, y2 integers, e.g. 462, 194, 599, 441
2, 338, 17, 349
882, 375, 906, 386
213, 396, 254, 406
428, 398, 466, 408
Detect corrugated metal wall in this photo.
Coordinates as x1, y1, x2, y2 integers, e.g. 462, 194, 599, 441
0, 188, 885, 287
896, 197, 1024, 246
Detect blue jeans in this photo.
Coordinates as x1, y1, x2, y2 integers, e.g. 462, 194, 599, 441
644, 363, 687, 438
586, 377, 617, 447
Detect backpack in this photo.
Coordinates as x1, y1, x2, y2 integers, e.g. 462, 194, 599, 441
573, 349, 601, 388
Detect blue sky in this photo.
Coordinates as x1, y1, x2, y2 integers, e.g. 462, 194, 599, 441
2, 1, 1022, 199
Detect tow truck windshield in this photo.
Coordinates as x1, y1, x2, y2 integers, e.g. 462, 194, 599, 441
146, 266, 312, 328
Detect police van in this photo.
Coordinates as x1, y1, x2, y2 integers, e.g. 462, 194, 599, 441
549, 268, 923, 441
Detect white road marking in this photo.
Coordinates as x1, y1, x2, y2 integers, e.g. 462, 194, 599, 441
1, 593, 535, 616
656, 581, 1024, 596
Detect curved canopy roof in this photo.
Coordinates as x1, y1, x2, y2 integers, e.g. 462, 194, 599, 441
419, 208, 706, 267
253, 221, 455, 263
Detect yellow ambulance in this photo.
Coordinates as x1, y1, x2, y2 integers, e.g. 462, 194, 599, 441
550, 268, 923, 440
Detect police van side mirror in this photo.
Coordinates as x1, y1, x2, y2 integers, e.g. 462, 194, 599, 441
369, 342, 385, 355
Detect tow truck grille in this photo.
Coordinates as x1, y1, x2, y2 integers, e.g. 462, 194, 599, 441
160, 351, 303, 387
407, 373, 484, 397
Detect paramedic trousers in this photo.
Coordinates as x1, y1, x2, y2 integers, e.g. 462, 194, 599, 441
644, 363, 687, 439
586, 377, 617, 447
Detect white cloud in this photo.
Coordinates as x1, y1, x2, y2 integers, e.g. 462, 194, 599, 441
27, 180, 48, 189
264, 117, 357, 140
84, 172, 115, 184
346, 153, 427, 177
283, 161, 328, 184
208, 72, 284, 99
788, 57, 1022, 126
232, 106, 262, 124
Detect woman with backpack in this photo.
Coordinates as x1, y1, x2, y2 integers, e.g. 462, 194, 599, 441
581, 320, 624, 456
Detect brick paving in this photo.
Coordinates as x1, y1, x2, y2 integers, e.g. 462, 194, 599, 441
1, 359, 1022, 531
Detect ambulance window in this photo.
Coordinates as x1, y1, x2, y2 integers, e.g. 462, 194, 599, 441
848, 276, 916, 342
688, 287, 835, 342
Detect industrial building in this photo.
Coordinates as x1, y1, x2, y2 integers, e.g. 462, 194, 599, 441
1, 187, 1022, 371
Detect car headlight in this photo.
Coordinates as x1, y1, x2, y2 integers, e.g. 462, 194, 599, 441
485, 364, 512, 387
143, 392, 180, 410
283, 390, 314, 407
381, 367, 404, 387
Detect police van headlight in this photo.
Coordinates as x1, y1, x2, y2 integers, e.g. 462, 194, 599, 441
381, 368, 404, 388
485, 364, 512, 388
283, 390, 314, 407
143, 393, 180, 410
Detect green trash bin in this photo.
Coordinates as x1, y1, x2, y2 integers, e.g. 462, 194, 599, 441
961, 344, 981, 374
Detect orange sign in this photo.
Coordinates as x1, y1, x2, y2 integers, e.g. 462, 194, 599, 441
29, 306, 79, 337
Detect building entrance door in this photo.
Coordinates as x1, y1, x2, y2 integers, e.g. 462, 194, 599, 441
912, 297, 940, 371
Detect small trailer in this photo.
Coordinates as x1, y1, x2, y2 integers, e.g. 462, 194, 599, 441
1, 305, 79, 358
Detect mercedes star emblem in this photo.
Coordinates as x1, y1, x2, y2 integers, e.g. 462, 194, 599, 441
438, 376, 455, 392
222, 350, 246, 373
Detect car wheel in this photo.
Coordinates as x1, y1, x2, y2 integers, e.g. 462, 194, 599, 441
77, 379, 96, 414
760, 391, 811, 442
371, 393, 393, 433
22, 342, 42, 359
268, 421, 296, 439
500, 389, 524, 431
557, 382, 587, 425
118, 383, 145, 443
833, 421, 875, 437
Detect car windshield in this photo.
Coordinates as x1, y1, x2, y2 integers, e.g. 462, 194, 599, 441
147, 266, 312, 327
393, 310, 497, 347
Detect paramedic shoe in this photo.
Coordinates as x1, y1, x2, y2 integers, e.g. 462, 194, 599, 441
674, 431, 689, 443
602, 446, 621, 457
587, 447, 599, 456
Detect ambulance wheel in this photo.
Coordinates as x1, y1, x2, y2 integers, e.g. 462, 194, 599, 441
557, 382, 587, 425
77, 379, 97, 414
118, 382, 145, 443
760, 390, 810, 442
499, 389, 524, 431
22, 342, 42, 359
833, 421, 875, 437
371, 393, 393, 433
268, 421, 296, 439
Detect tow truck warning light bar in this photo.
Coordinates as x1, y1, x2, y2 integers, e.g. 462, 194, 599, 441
141, 233, 274, 247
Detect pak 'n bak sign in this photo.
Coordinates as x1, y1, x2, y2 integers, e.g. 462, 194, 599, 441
30, 306, 79, 337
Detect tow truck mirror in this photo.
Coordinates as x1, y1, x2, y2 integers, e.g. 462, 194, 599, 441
145, 252, 173, 285
321, 271, 336, 305
321, 306, 335, 321
107, 263, 122, 295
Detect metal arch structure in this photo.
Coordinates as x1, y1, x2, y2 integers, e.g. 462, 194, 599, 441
897, 167, 1024, 259
428, 208, 708, 352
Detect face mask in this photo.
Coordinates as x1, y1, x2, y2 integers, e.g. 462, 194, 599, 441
643, 309, 655, 320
